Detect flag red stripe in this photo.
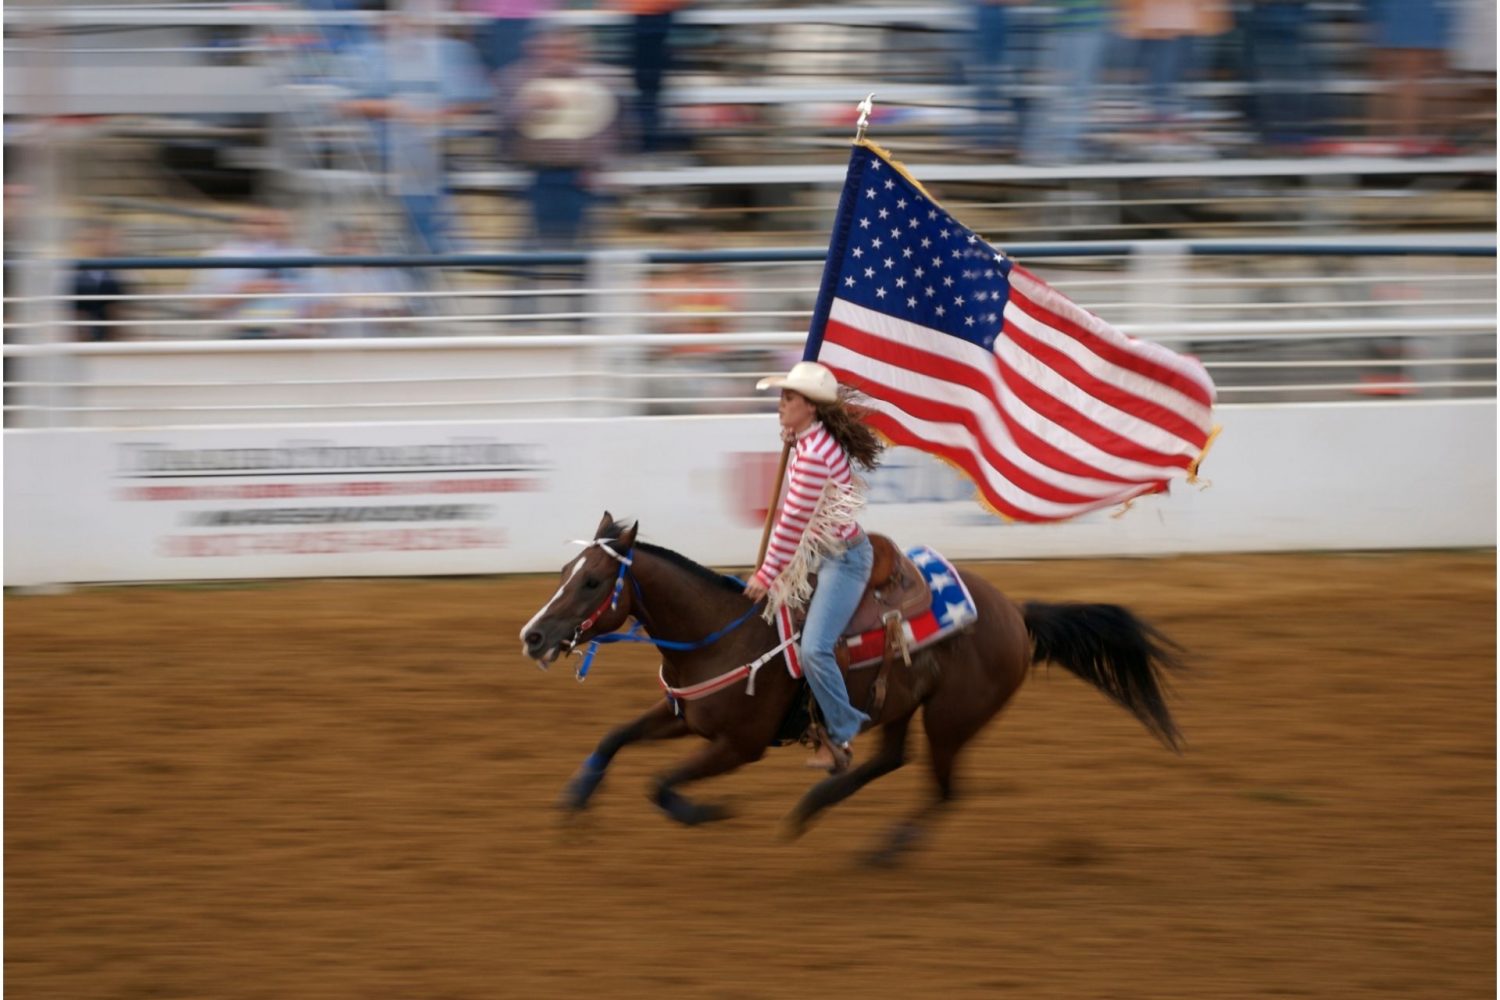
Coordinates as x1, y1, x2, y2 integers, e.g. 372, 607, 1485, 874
825, 317, 1144, 485
1008, 266, 1215, 408
827, 313, 1192, 471
1002, 318, 1210, 449
859, 408, 1043, 521
860, 406, 1168, 520
828, 304, 1198, 469
847, 372, 1102, 506
992, 347, 1193, 470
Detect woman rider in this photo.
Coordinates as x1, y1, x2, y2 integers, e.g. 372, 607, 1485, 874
743, 361, 885, 774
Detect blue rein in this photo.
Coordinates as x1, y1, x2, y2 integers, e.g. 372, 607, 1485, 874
574, 554, 762, 681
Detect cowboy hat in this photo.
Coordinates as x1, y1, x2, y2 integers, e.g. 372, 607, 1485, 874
516, 78, 619, 142
755, 361, 840, 405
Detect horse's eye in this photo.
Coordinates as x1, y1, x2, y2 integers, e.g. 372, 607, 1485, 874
583, 578, 601, 590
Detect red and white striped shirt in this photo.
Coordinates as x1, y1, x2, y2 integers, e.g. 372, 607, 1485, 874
752, 421, 859, 590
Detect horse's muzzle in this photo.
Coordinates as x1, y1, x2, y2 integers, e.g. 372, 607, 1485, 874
521, 625, 570, 668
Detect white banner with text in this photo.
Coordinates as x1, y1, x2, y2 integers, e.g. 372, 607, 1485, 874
5, 400, 1494, 585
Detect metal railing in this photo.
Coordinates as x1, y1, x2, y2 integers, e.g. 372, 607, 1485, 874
4, 237, 1494, 427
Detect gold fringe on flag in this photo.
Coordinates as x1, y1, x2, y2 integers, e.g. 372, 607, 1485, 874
854, 138, 943, 211
1187, 424, 1223, 485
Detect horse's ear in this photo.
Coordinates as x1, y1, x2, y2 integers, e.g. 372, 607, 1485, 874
616, 519, 639, 549
595, 510, 614, 539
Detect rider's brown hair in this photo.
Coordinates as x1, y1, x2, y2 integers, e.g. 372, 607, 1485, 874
815, 389, 885, 472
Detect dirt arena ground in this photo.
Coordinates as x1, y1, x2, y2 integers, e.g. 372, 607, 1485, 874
6, 550, 1494, 1000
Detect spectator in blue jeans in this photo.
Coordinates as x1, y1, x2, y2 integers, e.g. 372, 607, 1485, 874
1023, 0, 1114, 163
1120, 0, 1230, 138
496, 26, 624, 248
609, 0, 686, 155
1239, 0, 1324, 150
966, 0, 1028, 150
338, 3, 491, 254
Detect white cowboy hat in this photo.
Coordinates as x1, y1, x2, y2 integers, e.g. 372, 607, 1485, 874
755, 360, 839, 405
516, 78, 619, 142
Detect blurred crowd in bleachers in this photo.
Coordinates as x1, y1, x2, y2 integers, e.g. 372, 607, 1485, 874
9, 0, 1491, 345
281, 0, 1497, 257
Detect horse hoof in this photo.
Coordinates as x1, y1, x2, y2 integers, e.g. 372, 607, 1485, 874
656, 789, 731, 826
557, 769, 606, 812
780, 805, 820, 841
677, 802, 731, 826
701, 806, 732, 825
863, 823, 922, 867
863, 837, 914, 868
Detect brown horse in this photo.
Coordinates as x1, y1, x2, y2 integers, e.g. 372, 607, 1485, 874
520, 512, 1183, 863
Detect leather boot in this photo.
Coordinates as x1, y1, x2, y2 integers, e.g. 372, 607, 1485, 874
805, 735, 853, 775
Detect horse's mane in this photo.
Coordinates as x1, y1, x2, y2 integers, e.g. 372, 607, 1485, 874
601, 520, 745, 595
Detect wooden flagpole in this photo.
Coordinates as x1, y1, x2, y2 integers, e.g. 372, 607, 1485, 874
751, 96, 875, 573
754, 440, 793, 568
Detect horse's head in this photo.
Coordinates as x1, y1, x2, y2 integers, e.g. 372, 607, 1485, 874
520, 511, 639, 667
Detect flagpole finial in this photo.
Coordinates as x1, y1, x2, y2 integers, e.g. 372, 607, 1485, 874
855, 94, 875, 142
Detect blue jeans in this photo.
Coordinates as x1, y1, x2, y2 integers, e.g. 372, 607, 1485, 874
1139, 36, 1196, 123
630, 11, 675, 153
400, 192, 448, 255
529, 168, 591, 249
1241, 3, 1321, 144
968, 2, 1018, 147
1024, 24, 1109, 162
800, 533, 874, 745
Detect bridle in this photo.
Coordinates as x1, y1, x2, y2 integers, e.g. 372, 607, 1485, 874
554, 536, 763, 682
567, 537, 634, 642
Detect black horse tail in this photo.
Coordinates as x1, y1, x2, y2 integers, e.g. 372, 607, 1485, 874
1022, 601, 1185, 752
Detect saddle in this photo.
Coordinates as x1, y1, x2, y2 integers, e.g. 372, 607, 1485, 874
789, 534, 931, 712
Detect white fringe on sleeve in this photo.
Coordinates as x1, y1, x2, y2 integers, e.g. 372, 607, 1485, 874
761, 475, 866, 622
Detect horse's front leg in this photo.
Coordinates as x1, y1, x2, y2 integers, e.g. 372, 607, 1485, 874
653, 735, 764, 827
560, 698, 688, 812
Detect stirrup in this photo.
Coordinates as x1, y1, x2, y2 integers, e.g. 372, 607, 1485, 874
807, 725, 853, 774
824, 739, 853, 774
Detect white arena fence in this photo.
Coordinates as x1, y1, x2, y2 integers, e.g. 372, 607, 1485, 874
5, 237, 1495, 424
4, 238, 1494, 585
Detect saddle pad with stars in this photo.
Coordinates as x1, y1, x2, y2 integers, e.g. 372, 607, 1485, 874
777, 545, 979, 676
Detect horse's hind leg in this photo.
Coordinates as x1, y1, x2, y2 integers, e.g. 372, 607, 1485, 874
866, 689, 993, 867
783, 712, 914, 840
560, 698, 688, 812
652, 735, 764, 826
865, 728, 959, 867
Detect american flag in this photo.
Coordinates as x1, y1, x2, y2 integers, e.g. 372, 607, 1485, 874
806, 142, 1218, 522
